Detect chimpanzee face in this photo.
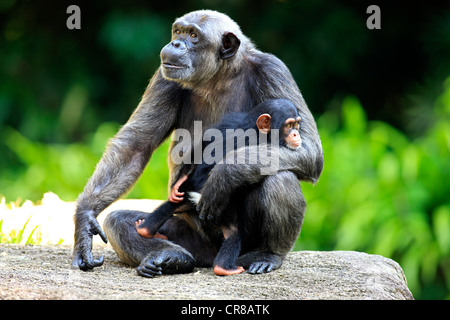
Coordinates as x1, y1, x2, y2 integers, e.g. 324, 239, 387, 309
282, 116, 302, 150
160, 14, 240, 85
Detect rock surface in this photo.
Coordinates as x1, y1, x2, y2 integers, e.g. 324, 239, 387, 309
0, 244, 413, 300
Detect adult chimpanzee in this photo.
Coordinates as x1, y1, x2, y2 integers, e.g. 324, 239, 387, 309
134, 99, 302, 276
71, 10, 323, 276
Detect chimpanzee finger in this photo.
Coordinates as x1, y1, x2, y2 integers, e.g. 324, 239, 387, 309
71, 252, 84, 270
136, 267, 152, 278
79, 260, 87, 271
248, 262, 274, 274
137, 265, 162, 278
137, 262, 163, 277
83, 255, 105, 270
198, 204, 214, 222
199, 212, 214, 224
196, 203, 203, 215
97, 228, 108, 243
75, 256, 89, 271
248, 262, 264, 274
153, 255, 171, 267
91, 255, 105, 268
198, 206, 208, 221
91, 220, 108, 243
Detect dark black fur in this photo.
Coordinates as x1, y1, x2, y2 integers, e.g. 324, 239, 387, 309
72, 10, 323, 276
135, 99, 301, 273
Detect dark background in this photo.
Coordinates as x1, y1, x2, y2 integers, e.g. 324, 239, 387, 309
2, 0, 449, 142
1, 0, 449, 299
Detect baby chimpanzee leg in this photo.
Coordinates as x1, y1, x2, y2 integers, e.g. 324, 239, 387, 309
103, 209, 196, 277
213, 227, 244, 276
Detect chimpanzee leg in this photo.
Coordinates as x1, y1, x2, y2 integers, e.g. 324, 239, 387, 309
238, 171, 306, 274
213, 229, 244, 276
135, 201, 179, 238
103, 210, 196, 277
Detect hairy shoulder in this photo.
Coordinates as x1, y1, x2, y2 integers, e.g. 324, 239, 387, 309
247, 50, 289, 75
244, 49, 303, 106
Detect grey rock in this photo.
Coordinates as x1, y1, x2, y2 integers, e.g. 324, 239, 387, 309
0, 244, 413, 300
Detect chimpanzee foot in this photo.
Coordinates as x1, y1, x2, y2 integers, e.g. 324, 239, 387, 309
135, 219, 152, 238
214, 265, 245, 276
237, 251, 283, 274
135, 219, 168, 240
136, 248, 195, 278
247, 261, 277, 274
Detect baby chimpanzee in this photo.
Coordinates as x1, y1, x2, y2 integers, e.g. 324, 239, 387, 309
135, 98, 302, 275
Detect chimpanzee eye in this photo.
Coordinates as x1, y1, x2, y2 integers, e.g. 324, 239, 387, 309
174, 29, 181, 35
190, 32, 197, 38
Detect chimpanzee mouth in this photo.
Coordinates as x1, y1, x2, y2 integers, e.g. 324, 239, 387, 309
162, 62, 186, 69
287, 140, 302, 150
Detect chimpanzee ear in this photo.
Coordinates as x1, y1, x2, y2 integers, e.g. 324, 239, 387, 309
256, 113, 271, 134
220, 32, 241, 59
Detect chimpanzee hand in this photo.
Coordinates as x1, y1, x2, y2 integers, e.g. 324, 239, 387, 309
196, 184, 229, 223
71, 210, 107, 271
168, 174, 188, 203
197, 147, 270, 223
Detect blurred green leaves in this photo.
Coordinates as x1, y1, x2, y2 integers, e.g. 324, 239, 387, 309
0, 120, 171, 202
1, 122, 116, 201
1, 78, 449, 301
99, 12, 168, 64
1, 1, 450, 300
297, 80, 450, 299
5, 78, 447, 297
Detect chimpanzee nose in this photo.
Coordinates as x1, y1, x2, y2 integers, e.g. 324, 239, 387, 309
172, 40, 185, 49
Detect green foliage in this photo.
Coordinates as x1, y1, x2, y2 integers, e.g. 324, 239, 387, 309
1, 81, 449, 298
0, 216, 39, 245
296, 81, 450, 299
1, 1, 450, 299
0, 122, 171, 202
1, 82, 449, 299
1, 122, 116, 202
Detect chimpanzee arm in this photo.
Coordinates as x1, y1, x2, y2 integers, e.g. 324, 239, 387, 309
72, 70, 180, 270
198, 141, 323, 222
198, 52, 324, 222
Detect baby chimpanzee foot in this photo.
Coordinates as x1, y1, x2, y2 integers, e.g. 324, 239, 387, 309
135, 219, 153, 238
214, 265, 245, 276
135, 219, 168, 240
